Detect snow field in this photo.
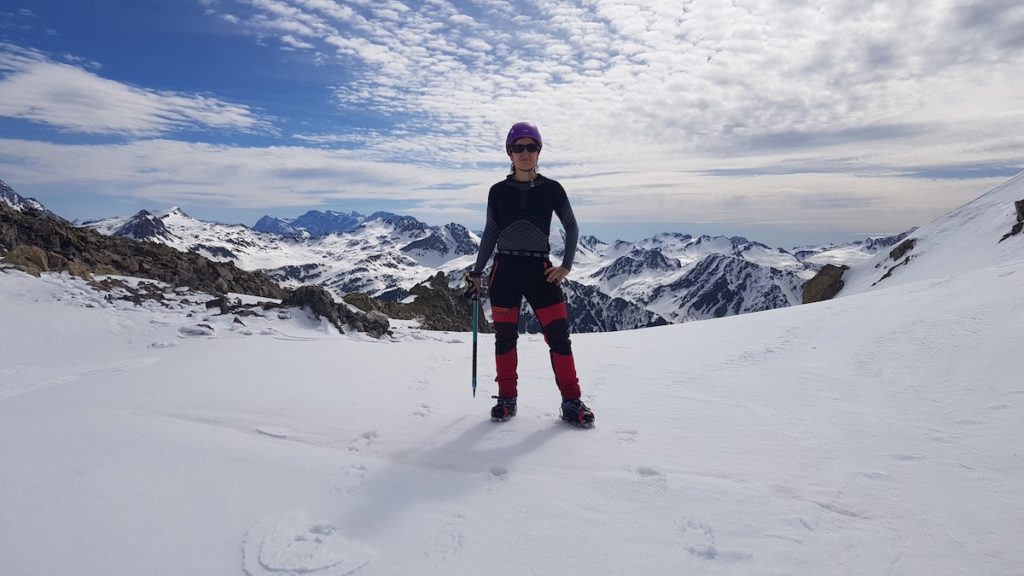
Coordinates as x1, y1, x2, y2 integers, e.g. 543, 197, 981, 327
1, 256, 1022, 575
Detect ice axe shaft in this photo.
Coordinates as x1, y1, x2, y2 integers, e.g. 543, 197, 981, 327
471, 295, 478, 397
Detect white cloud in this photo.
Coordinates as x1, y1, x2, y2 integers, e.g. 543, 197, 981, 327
0, 138, 488, 210
202, 0, 1019, 173
280, 34, 315, 50
0, 136, 1006, 245
0, 45, 274, 136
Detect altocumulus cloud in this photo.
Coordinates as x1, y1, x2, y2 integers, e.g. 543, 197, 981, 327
204, 0, 1024, 171
0, 44, 274, 137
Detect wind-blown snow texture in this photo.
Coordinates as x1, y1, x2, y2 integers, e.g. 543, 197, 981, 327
2, 173, 1023, 575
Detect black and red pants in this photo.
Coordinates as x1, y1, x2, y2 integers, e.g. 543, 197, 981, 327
487, 254, 581, 400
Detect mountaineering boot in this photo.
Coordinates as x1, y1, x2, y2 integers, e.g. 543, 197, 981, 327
560, 398, 595, 428
491, 396, 517, 422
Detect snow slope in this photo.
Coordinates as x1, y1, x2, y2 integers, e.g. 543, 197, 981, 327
2, 229, 1022, 576
841, 171, 1024, 295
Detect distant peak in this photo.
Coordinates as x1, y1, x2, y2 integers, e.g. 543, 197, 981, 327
158, 206, 190, 219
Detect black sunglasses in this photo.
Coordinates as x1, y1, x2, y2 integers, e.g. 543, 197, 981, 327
509, 144, 541, 153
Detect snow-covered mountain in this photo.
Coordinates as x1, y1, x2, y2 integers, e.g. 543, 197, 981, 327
81, 207, 838, 332
645, 253, 803, 322
794, 230, 915, 268
562, 232, 812, 323
0, 179, 53, 216
254, 209, 366, 237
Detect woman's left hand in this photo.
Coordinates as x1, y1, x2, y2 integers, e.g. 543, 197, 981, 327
545, 265, 570, 284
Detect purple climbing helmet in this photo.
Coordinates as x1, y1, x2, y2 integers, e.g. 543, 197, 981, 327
505, 122, 542, 154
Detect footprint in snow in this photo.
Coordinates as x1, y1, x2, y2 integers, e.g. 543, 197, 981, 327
243, 511, 374, 576
347, 430, 378, 453
679, 519, 753, 563
426, 513, 466, 560
147, 341, 178, 349
635, 466, 668, 491
636, 466, 661, 478
681, 520, 719, 560
616, 429, 639, 443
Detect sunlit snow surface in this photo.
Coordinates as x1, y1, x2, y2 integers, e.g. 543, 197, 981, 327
2, 174, 1023, 575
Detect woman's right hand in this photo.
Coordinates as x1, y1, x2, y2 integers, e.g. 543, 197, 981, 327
464, 273, 483, 299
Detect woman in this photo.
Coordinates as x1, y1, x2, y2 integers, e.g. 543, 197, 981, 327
468, 122, 595, 428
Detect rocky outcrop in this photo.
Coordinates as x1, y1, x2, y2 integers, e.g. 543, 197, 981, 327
345, 272, 493, 333
2, 245, 93, 278
283, 285, 342, 325
999, 199, 1024, 242
1, 200, 384, 339
0, 202, 286, 299
888, 238, 917, 261
873, 238, 918, 285
284, 285, 390, 338
802, 264, 849, 303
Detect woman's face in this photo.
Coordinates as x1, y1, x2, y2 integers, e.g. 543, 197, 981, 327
510, 137, 540, 172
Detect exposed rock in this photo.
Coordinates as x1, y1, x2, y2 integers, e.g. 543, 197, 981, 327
2, 245, 51, 276
870, 237, 919, 286
0, 202, 285, 299
283, 285, 342, 327
350, 310, 391, 339
205, 295, 231, 314
999, 200, 1024, 242
192, 244, 237, 260
283, 284, 391, 337
410, 272, 486, 332
344, 272, 493, 333
264, 263, 322, 283
888, 238, 917, 262
113, 210, 175, 241
1, 199, 388, 339
802, 264, 849, 304
99, 280, 168, 306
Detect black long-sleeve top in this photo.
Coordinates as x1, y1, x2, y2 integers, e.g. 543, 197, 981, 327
471, 174, 579, 275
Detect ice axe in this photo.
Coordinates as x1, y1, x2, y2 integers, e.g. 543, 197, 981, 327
471, 293, 479, 397
464, 272, 481, 397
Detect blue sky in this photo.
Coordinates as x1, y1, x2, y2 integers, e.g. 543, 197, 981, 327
1, 1, 1022, 248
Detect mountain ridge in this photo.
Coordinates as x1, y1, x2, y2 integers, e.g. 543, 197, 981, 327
77, 204, 898, 332
6, 176, 960, 333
